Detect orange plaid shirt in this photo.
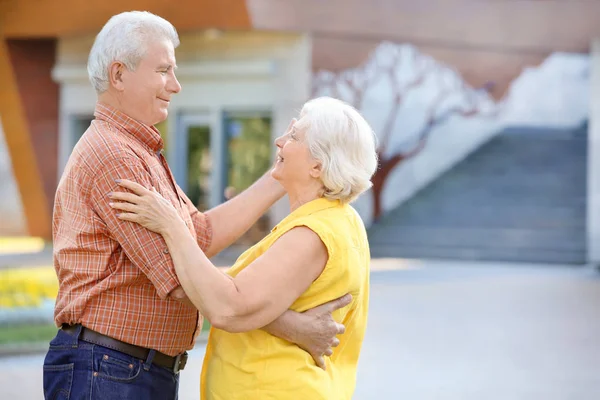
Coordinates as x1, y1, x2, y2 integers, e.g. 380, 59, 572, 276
53, 102, 212, 356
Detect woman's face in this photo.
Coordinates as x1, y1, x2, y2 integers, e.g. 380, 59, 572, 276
271, 117, 319, 186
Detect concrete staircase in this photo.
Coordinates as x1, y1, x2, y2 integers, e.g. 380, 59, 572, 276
367, 123, 588, 264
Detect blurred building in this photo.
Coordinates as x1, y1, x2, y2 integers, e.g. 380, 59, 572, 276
2, 0, 600, 264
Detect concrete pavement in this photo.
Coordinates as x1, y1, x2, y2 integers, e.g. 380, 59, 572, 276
1, 259, 599, 399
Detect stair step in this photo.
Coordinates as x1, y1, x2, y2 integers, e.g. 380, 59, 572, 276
387, 209, 585, 229
368, 225, 585, 252
367, 124, 588, 264
370, 244, 586, 265
392, 192, 586, 208
437, 174, 586, 186
501, 123, 587, 138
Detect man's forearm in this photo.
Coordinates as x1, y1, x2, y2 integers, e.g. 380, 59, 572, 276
205, 172, 285, 255
262, 309, 303, 343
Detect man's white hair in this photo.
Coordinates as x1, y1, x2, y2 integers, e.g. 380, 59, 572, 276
298, 97, 379, 204
87, 11, 180, 94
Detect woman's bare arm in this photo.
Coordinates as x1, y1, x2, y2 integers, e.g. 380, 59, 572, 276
109, 179, 328, 333
162, 220, 328, 332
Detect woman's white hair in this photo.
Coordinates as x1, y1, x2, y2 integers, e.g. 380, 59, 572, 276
87, 11, 180, 94
298, 97, 379, 204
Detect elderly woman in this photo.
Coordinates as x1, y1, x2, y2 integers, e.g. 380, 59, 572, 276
109, 96, 378, 399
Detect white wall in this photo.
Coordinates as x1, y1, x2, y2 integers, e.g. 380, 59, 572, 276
588, 38, 600, 263
315, 42, 590, 228
314, 42, 500, 227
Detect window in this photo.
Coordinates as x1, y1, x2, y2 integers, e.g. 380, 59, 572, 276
69, 115, 94, 150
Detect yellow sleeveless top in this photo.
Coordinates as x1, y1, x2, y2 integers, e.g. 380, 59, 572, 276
200, 197, 370, 400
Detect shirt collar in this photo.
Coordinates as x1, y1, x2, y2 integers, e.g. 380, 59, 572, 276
272, 197, 340, 232
94, 102, 165, 153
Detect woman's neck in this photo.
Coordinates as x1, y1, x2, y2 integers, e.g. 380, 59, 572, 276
287, 183, 323, 212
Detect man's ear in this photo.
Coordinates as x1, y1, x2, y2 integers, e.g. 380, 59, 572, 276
108, 61, 126, 91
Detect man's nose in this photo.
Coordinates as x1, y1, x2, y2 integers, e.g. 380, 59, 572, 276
168, 74, 182, 94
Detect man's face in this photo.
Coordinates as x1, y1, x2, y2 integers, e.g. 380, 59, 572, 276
119, 39, 181, 126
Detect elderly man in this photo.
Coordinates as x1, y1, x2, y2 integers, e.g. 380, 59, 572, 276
43, 11, 349, 400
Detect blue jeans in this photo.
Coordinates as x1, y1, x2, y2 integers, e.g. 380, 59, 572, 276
43, 325, 180, 400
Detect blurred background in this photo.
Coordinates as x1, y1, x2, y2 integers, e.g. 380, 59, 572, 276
1, 0, 600, 399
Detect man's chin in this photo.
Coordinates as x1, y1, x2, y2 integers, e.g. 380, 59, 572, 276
152, 112, 169, 126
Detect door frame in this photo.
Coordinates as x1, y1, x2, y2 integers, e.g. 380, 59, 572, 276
171, 111, 224, 209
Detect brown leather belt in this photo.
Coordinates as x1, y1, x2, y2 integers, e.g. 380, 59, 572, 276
61, 324, 187, 374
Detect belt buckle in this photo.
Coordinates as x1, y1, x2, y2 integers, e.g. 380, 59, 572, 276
173, 353, 182, 374
173, 352, 187, 374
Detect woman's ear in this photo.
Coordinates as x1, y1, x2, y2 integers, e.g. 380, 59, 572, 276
109, 61, 126, 91
309, 161, 322, 179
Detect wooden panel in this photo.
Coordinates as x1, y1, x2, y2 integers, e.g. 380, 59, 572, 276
312, 36, 546, 100
2, 0, 250, 37
248, 0, 597, 53
253, 0, 591, 99
7, 39, 59, 223
0, 39, 51, 238
424, 47, 546, 100
312, 36, 378, 72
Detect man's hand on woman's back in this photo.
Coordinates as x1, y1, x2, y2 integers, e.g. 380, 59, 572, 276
263, 293, 352, 370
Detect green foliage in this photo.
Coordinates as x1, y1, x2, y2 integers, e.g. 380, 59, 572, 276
0, 323, 57, 345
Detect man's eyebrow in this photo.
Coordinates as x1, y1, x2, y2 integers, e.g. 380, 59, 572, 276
158, 64, 177, 70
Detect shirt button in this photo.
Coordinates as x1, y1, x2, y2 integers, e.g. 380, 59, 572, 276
163, 248, 169, 254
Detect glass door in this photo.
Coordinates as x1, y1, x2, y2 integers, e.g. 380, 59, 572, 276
186, 124, 212, 211
223, 111, 273, 244
173, 114, 215, 211
172, 110, 273, 246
